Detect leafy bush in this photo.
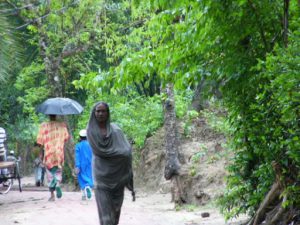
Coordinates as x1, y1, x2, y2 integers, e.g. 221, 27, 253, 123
219, 34, 300, 219
174, 90, 194, 118
79, 88, 194, 149
112, 95, 163, 148
200, 100, 231, 135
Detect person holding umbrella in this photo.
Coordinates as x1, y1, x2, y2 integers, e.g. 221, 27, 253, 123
36, 114, 70, 201
36, 97, 83, 201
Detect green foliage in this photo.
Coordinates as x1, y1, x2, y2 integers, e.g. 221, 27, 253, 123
189, 165, 196, 177
182, 108, 199, 137
74, 2, 300, 219
5, 116, 39, 159
175, 203, 199, 212
219, 33, 300, 218
200, 103, 231, 135
2, 0, 299, 220
75, 91, 164, 149
75, 89, 194, 158
175, 91, 194, 118
11, 0, 114, 104
75, 75, 194, 149
0, 13, 23, 80
15, 62, 49, 114
15, 62, 45, 91
112, 95, 164, 148
62, 162, 74, 183
191, 144, 208, 163
189, 143, 207, 177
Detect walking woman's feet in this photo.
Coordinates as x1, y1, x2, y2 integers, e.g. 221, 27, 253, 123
48, 196, 55, 202
85, 186, 92, 200
48, 192, 55, 201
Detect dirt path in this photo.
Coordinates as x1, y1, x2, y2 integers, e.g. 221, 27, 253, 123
0, 177, 247, 225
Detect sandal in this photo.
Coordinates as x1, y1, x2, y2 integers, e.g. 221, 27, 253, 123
85, 187, 92, 200
56, 186, 62, 199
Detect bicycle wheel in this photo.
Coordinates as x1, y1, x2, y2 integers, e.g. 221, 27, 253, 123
0, 178, 13, 194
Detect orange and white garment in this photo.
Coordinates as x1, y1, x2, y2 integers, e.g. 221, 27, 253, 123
36, 121, 69, 169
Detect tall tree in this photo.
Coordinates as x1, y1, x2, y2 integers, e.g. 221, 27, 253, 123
6, 0, 109, 177
163, 83, 185, 204
9, 0, 104, 97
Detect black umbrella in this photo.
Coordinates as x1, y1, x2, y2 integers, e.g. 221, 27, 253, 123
36, 97, 83, 115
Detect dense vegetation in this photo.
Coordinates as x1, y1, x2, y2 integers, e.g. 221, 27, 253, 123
0, 0, 299, 224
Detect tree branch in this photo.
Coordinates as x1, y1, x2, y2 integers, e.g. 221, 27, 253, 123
7, 0, 78, 30
61, 45, 89, 58
247, 0, 269, 52
0, 1, 34, 14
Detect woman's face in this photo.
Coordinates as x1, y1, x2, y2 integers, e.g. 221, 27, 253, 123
95, 104, 109, 123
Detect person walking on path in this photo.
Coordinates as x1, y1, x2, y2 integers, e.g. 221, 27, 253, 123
87, 102, 134, 225
0, 127, 8, 181
33, 150, 45, 187
75, 129, 93, 200
36, 115, 70, 201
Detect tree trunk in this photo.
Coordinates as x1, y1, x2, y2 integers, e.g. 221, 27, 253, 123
39, 35, 63, 97
163, 83, 180, 180
247, 162, 300, 225
44, 56, 63, 97
162, 83, 185, 204
190, 77, 206, 112
62, 116, 76, 183
248, 182, 281, 225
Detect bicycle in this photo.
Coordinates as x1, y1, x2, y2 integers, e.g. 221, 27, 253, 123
0, 153, 22, 194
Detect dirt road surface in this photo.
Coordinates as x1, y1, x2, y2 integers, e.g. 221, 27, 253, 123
0, 177, 247, 225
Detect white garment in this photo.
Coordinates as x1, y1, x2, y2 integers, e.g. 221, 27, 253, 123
0, 127, 6, 145
0, 127, 7, 156
0, 127, 7, 174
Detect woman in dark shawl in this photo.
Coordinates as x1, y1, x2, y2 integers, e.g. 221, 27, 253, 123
87, 102, 133, 225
